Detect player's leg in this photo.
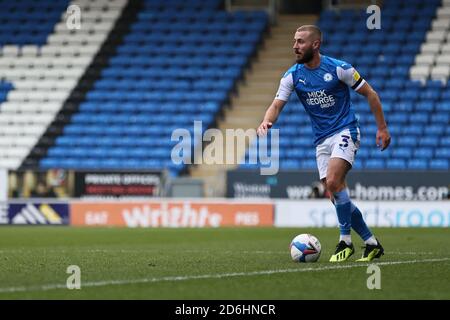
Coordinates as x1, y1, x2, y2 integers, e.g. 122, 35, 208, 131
316, 134, 355, 262
323, 178, 371, 243
322, 172, 384, 262
321, 178, 372, 244
325, 158, 355, 262
327, 129, 383, 261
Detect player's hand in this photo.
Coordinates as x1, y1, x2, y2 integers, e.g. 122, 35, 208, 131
257, 121, 272, 137
376, 127, 391, 151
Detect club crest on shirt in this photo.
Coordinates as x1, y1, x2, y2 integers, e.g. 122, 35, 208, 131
323, 73, 333, 82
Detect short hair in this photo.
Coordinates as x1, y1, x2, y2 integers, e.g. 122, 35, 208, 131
296, 25, 322, 42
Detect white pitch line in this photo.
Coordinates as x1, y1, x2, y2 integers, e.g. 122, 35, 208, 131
0, 249, 438, 255
0, 257, 449, 294
389, 251, 436, 255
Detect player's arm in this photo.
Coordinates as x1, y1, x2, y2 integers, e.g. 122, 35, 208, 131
257, 72, 293, 137
337, 64, 391, 151
356, 82, 391, 151
257, 99, 287, 136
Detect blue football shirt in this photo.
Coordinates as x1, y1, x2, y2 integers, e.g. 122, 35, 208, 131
275, 54, 365, 145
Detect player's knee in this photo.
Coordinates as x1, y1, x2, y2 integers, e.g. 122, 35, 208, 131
325, 178, 343, 194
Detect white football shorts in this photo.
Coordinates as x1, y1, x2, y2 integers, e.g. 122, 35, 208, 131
316, 127, 361, 180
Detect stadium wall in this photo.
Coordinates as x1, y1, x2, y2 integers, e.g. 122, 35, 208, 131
0, 198, 449, 228
227, 170, 450, 200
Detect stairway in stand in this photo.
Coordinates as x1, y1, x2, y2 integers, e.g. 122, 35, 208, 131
190, 14, 317, 197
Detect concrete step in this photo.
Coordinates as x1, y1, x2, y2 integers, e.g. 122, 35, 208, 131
225, 105, 268, 113
190, 169, 220, 178
230, 101, 272, 108
255, 49, 293, 58
225, 103, 267, 110
246, 69, 286, 78
233, 91, 275, 99
235, 86, 278, 96
255, 58, 294, 66
239, 82, 279, 90
266, 33, 296, 41
257, 53, 294, 62
218, 115, 260, 124
231, 95, 275, 105
217, 119, 261, 131
224, 109, 267, 119
258, 45, 294, 53
250, 67, 288, 76
264, 39, 294, 46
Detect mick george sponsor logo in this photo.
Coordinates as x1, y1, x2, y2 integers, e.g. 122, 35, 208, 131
306, 90, 335, 109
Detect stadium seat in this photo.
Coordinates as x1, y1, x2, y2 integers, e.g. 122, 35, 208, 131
34, 1, 268, 174
0, 0, 123, 169
407, 159, 428, 169
429, 159, 448, 170
365, 159, 385, 169
4, 1, 448, 174
278, 3, 449, 172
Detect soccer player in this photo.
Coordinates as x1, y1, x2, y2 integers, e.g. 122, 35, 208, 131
257, 25, 391, 262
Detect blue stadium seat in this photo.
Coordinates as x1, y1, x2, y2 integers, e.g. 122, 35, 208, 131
300, 160, 317, 169
280, 159, 301, 169
414, 148, 433, 159
407, 159, 428, 169
440, 137, 450, 146
286, 149, 307, 159
409, 113, 428, 123
435, 148, 450, 158
37, 1, 268, 174
365, 159, 385, 169
356, 148, 369, 158
419, 137, 439, 147
386, 159, 406, 169
427, 124, 445, 135
37, 2, 448, 173
429, 159, 448, 170
415, 101, 434, 112
393, 148, 413, 158
352, 159, 363, 170
431, 114, 449, 124
402, 124, 423, 135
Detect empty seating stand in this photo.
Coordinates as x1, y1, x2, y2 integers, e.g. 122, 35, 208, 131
0, 0, 126, 169
40, 0, 268, 176
242, 0, 448, 171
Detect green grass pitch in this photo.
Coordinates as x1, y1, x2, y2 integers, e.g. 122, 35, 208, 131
0, 227, 449, 299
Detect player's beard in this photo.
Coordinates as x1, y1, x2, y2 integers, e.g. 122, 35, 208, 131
296, 47, 314, 64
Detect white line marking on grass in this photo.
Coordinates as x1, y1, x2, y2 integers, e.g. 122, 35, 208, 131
0, 257, 449, 294
389, 251, 436, 255
0, 249, 439, 255
185, 250, 288, 254
240, 251, 436, 255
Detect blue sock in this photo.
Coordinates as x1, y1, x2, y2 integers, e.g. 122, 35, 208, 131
333, 190, 352, 236
350, 202, 373, 241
